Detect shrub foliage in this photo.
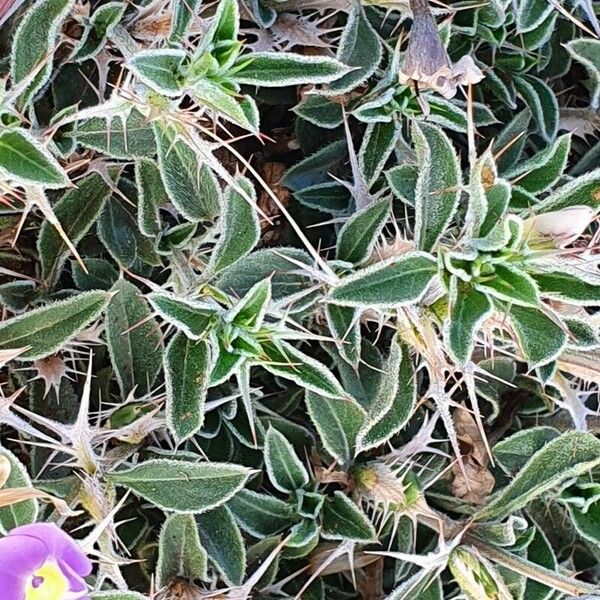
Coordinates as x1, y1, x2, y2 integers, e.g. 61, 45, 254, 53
2, 0, 600, 598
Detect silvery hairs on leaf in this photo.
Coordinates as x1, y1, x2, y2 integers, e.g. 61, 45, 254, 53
399, 0, 484, 99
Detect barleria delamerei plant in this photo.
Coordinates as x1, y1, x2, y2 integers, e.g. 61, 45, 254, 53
2, 0, 600, 598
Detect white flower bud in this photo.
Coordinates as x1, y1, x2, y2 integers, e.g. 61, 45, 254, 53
523, 205, 596, 247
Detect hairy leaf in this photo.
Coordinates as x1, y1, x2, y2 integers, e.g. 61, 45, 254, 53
306, 391, 366, 465
165, 334, 212, 443
0, 447, 38, 532
329, 253, 438, 308
108, 459, 250, 513
0, 130, 69, 188
106, 280, 163, 398
196, 506, 246, 585
336, 199, 391, 265
38, 172, 112, 286
0, 292, 110, 361
413, 122, 461, 252
157, 513, 208, 587
234, 52, 350, 86
11, 0, 73, 100
478, 432, 600, 520
154, 123, 221, 221
322, 491, 376, 542
208, 178, 260, 274
265, 427, 309, 493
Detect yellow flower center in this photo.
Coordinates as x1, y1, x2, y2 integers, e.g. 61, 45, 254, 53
25, 560, 69, 600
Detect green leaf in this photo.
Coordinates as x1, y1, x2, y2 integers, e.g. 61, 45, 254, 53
524, 526, 557, 600
516, 0, 553, 32
329, 252, 438, 308
466, 151, 494, 234
446, 283, 493, 365
0, 291, 110, 361
265, 427, 309, 493
388, 572, 443, 600
211, 0, 239, 44
0, 446, 38, 532
10, 0, 73, 101
0, 130, 69, 188
246, 0, 276, 28
327, 3, 382, 94
515, 76, 558, 142
295, 182, 351, 214
228, 489, 297, 538
412, 122, 461, 252
387, 164, 418, 207
148, 293, 219, 340
165, 334, 212, 443
426, 98, 498, 134
532, 271, 600, 305
216, 247, 312, 302
234, 52, 350, 86
325, 304, 361, 367
157, 222, 197, 253
565, 39, 600, 109
191, 79, 259, 132
506, 304, 567, 367
336, 199, 391, 265
107, 459, 250, 513
493, 110, 531, 173
0, 281, 36, 312
477, 432, 600, 520
196, 506, 246, 585
306, 391, 366, 465
208, 178, 260, 274
72, 258, 118, 291
564, 483, 600, 548
283, 139, 347, 191
479, 0, 505, 28
38, 172, 112, 286
106, 280, 163, 398
506, 133, 571, 194
229, 279, 271, 332
96, 197, 136, 269
493, 427, 560, 474
261, 340, 347, 399
359, 121, 398, 187
322, 491, 376, 542
170, 0, 203, 43
481, 66, 516, 111
476, 264, 540, 307
73, 1, 126, 62
479, 180, 511, 239
135, 158, 164, 238
284, 520, 319, 559
129, 49, 186, 96
157, 513, 208, 587
154, 123, 221, 221
293, 95, 344, 129
519, 11, 557, 51
75, 109, 155, 159
98, 182, 161, 267
534, 168, 600, 212
564, 317, 599, 348
358, 339, 416, 451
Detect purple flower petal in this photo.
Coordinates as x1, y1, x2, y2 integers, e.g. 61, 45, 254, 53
0, 574, 26, 600
58, 558, 88, 593
8, 523, 92, 578
0, 534, 48, 600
